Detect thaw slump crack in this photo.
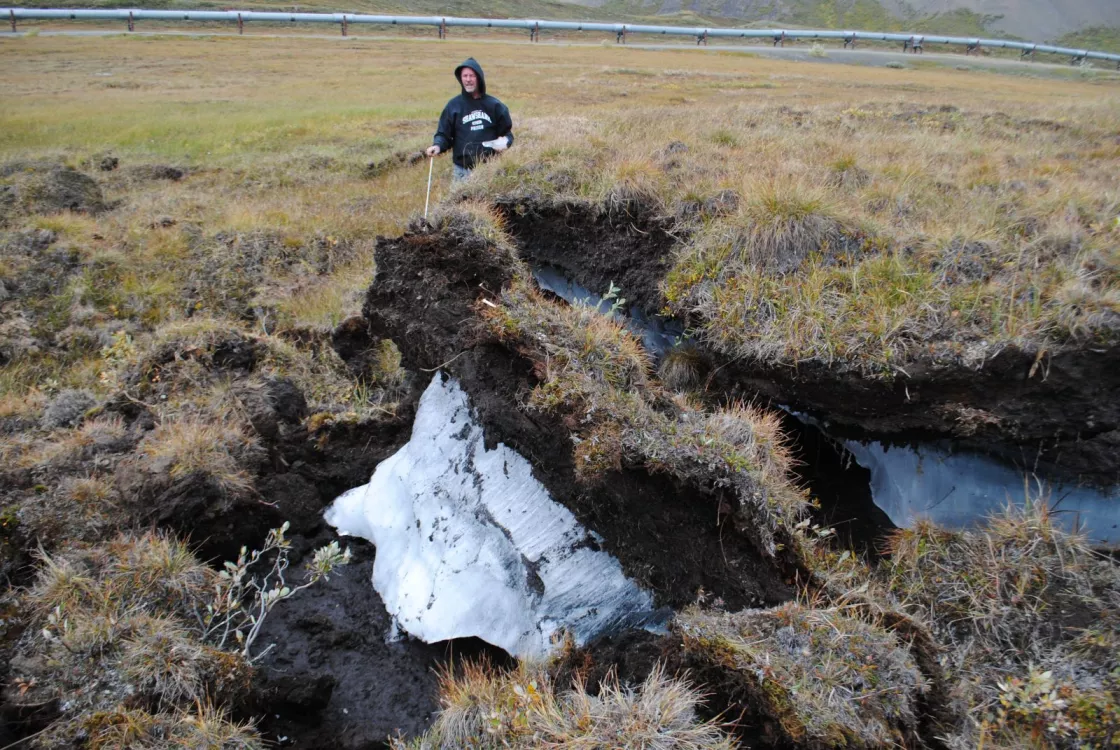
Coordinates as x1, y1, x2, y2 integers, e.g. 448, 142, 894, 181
505, 203, 1120, 548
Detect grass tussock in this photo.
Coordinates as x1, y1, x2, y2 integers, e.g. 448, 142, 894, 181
657, 345, 709, 391
10, 532, 257, 745
815, 498, 1120, 748
395, 659, 734, 750
727, 181, 849, 276
17, 474, 123, 546
82, 704, 262, 750
137, 417, 262, 497
677, 602, 927, 748
128, 316, 399, 421
482, 277, 806, 558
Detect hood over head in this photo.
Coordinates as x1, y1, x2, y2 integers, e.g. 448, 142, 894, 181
454, 57, 486, 97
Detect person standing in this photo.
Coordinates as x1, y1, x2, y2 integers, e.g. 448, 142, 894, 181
425, 58, 514, 182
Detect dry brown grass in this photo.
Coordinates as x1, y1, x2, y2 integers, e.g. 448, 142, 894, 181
812, 498, 1120, 749
395, 658, 735, 750
678, 602, 927, 748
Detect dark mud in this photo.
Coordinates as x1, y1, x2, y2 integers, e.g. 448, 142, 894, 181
779, 412, 896, 557
719, 348, 1120, 488
252, 537, 511, 750
358, 218, 796, 611
498, 200, 677, 317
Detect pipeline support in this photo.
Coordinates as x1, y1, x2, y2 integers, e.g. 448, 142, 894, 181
3, 9, 1120, 66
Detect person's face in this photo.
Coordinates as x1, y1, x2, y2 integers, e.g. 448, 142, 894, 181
460, 68, 478, 94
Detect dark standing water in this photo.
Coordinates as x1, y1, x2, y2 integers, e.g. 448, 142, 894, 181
533, 265, 687, 359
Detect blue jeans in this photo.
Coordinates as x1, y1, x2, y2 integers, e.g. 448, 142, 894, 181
452, 163, 472, 182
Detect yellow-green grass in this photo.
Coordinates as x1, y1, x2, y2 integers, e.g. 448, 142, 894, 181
3, 34, 1120, 750
459, 71, 1119, 373
394, 658, 734, 750
2, 32, 1116, 392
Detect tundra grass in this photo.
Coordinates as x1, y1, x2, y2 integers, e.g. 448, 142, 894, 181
2, 32, 1120, 749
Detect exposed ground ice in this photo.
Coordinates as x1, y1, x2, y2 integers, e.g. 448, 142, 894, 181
325, 373, 660, 658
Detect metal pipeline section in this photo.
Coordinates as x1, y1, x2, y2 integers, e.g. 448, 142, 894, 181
4, 8, 1119, 64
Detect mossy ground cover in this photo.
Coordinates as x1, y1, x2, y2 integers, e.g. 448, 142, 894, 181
2, 32, 1119, 749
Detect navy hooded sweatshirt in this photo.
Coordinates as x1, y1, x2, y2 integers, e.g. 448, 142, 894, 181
432, 58, 515, 170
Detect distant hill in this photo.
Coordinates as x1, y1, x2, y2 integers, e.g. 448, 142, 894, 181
578, 0, 1120, 41
881, 0, 1120, 40
10, 0, 1120, 43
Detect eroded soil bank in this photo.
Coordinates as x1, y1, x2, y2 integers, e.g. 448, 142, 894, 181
350, 217, 798, 612
500, 200, 1120, 489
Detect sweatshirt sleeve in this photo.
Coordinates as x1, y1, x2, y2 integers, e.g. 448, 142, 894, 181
433, 101, 455, 151
496, 102, 514, 147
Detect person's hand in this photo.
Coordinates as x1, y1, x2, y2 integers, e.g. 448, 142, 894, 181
490, 136, 509, 153
425, 145, 441, 157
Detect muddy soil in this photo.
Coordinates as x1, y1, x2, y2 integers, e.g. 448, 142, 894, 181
356, 219, 796, 611
501, 201, 1120, 488
779, 412, 896, 557
252, 536, 510, 749
720, 347, 1120, 488
498, 200, 677, 317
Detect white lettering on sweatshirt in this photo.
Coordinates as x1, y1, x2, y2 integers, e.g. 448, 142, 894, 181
462, 110, 493, 126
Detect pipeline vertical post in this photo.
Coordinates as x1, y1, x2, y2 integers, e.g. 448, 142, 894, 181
341, 15, 347, 36
844, 33, 855, 49
439, 18, 446, 39
914, 36, 923, 54
9, 9, 15, 33
237, 12, 243, 34
127, 11, 134, 32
